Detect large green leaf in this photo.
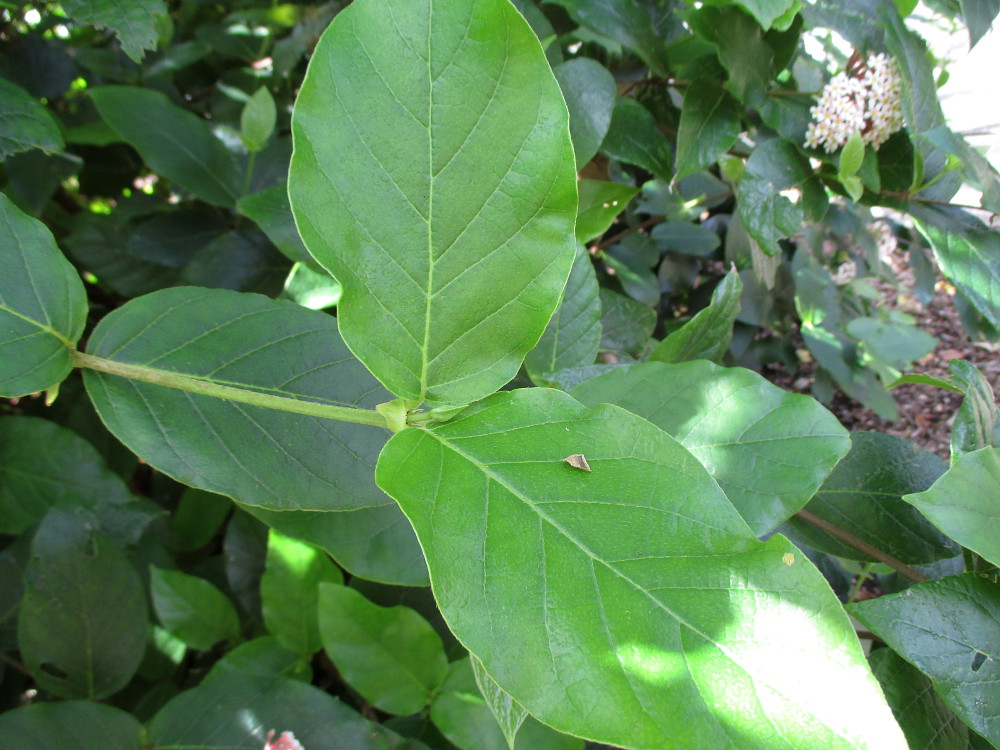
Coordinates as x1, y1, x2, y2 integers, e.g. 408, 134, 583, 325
90, 87, 242, 207
0, 194, 87, 397
947, 360, 999, 458
17, 509, 148, 699
0, 78, 64, 160
553, 58, 617, 167
236, 185, 312, 264
599, 288, 655, 356
570, 361, 850, 534
0, 416, 159, 544
699, 0, 801, 29
148, 669, 422, 749
524, 246, 602, 382
903, 447, 1000, 568
869, 649, 973, 750
649, 269, 742, 364
61, 0, 167, 62
961, 0, 1000, 47
675, 79, 742, 181
288, 0, 577, 408
81, 287, 392, 512
687, 6, 775, 106
575, 179, 641, 243
850, 573, 1000, 747
916, 216, 1000, 331
781, 432, 960, 564
0, 701, 143, 750
318, 583, 448, 715
376, 388, 905, 749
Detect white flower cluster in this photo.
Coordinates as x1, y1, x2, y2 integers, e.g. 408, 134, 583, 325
831, 259, 857, 286
868, 220, 898, 261
805, 53, 904, 153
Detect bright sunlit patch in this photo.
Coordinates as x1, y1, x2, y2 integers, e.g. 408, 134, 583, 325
615, 643, 687, 686
24, 8, 41, 25
782, 552, 795, 566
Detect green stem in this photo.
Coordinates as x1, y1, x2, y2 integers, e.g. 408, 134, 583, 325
846, 561, 875, 604
241, 149, 257, 199
72, 352, 390, 430
795, 509, 929, 583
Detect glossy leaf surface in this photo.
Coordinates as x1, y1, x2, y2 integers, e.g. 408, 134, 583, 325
377, 388, 905, 749
576, 180, 640, 243
869, 648, 972, 750
782, 432, 959, 564
318, 583, 448, 715
61, 0, 166, 62
82, 287, 391, 512
17, 509, 147, 699
904, 447, 1000, 568
289, 0, 577, 407
524, 246, 601, 382
675, 80, 741, 181
150, 567, 240, 650
0, 194, 87, 397
570, 361, 850, 534
0, 416, 158, 544
601, 98, 673, 181
261, 530, 343, 656
472, 655, 528, 750
947, 359, 999, 457
149, 669, 420, 749
0, 701, 143, 750
850, 573, 1000, 746
0, 78, 64, 159
90, 87, 242, 207
649, 269, 742, 364
553, 58, 617, 167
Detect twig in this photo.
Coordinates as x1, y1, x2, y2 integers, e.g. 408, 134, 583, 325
0, 650, 31, 677
794, 509, 929, 583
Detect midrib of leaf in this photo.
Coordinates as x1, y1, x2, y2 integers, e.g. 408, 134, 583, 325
419, 0, 435, 404
0, 303, 73, 348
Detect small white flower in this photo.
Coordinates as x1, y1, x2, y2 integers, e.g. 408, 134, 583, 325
831, 259, 857, 285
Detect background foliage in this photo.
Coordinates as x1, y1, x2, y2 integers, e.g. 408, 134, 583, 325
1, 0, 999, 748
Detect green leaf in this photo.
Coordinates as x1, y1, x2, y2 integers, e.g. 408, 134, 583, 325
650, 221, 721, 257
839, 132, 865, 178
280, 262, 342, 310
916, 215, 1000, 331
126, 206, 228, 268
738, 138, 827, 256
471, 655, 528, 750
377, 388, 906, 749
903, 447, 1000, 568
649, 269, 742, 364
149, 669, 419, 750
576, 179, 641, 243
170, 489, 232, 553
846, 317, 937, 372
288, 0, 577, 408
237, 185, 312, 264
0, 701, 143, 750
261, 530, 343, 656
850, 573, 1000, 747
61, 0, 166, 62
601, 98, 673, 181
245, 504, 429, 587
604, 236, 662, 307
781, 432, 960, 564
687, 6, 775, 106
0, 416, 160, 544
18, 509, 148, 699
241, 87, 277, 153
570, 361, 851, 533
0, 194, 87, 397
948, 360, 1000, 457
553, 58, 617, 167
524, 246, 601, 382
675, 79, 742, 181
150, 566, 240, 650
90, 86, 242, 207
869, 648, 973, 750
203, 636, 311, 685
547, 0, 685, 74
431, 657, 582, 750
599, 288, 655, 356
961, 0, 1000, 47
318, 582, 448, 715
698, 0, 802, 29
82, 287, 392, 512
0, 78, 64, 160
